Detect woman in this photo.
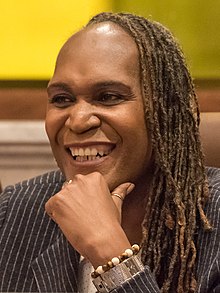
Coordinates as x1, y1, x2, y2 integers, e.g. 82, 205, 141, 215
0, 12, 220, 293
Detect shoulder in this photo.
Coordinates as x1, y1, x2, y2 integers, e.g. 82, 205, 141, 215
1, 169, 64, 198
0, 169, 64, 228
205, 167, 220, 221
197, 167, 220, 246
196, 167, 220, 291
197, 167, 220, 249
206, 166, 220, 191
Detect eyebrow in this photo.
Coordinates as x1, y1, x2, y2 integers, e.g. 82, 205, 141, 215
47, 80, 133, 94
47, 82, 72, 94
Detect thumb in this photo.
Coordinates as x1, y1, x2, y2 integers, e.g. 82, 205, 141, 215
111, 182, 135, 218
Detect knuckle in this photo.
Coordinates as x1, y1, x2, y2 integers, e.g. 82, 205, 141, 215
54, 192, 65, 203
87, 171, 103, 183
90, 171, 101, 178
48, 193, 65, 210
45, 201, 50, 212
74, 173, 84, 181
45, 198, 55, 213
75, 173, 83, 179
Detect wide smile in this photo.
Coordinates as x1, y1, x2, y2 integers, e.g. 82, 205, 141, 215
66, 143, 115, 163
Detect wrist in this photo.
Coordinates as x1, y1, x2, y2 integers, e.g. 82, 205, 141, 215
92, 244, 140, 277
92, 253, 144, 293
85, 227, 131, 268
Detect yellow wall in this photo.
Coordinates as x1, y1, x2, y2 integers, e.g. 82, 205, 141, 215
1, 0, 219, 80
0, 0, 112, 79
114, 0, 220, 79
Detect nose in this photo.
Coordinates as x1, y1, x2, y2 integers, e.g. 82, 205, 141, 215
65, 100, 101, 134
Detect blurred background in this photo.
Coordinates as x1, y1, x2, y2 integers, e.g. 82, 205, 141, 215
0, 0, 219, 188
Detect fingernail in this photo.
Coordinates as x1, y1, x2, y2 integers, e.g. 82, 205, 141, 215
126, 183, 135, 194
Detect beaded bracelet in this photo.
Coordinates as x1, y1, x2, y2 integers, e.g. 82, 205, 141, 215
91, 244, 140, 279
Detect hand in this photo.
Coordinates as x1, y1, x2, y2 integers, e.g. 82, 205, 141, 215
45, 172, 134, 267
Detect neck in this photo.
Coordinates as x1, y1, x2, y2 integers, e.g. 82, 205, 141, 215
121, 170, 153, 245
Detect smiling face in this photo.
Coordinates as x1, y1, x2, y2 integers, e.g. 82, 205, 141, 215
46, 22, 153, 191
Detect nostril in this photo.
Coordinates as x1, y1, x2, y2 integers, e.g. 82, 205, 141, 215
65, 113, 101, 134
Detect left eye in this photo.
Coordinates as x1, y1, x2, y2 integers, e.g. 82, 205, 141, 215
49, 95, 74, 108
97, 93, 124, 105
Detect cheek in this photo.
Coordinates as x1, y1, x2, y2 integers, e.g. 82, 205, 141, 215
45, 110, 67, 143
124, 129, 152, 182
121, 109, 151, 164
119, 106, 148, 144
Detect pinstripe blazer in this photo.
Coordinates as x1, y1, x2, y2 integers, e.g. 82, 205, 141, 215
0, 167, 220, 292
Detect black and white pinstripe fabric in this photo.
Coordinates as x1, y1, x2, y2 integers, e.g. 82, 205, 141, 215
0, 167, 219, 292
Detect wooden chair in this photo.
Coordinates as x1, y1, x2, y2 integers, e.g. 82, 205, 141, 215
200, 112, 220, 168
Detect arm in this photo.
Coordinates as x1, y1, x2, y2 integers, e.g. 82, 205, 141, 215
0, 186, 12, 229
45, 172, 161, 292
45, 172, 133, 267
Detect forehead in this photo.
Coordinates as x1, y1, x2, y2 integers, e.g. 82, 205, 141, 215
61, 21, 137, 55
54, 22, 140, 79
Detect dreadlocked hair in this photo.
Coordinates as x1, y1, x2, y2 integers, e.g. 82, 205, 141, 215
87, 12, 212, 292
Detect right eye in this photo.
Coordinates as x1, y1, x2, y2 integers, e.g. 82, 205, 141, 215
49, 95, 74, 108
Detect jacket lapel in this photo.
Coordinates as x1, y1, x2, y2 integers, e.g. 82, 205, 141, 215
31, 233, 80, 292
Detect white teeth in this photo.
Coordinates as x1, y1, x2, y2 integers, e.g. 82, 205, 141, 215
69, 146, 112, 161
69, 148, 76, 156
85, 148, 91, 156
70, 147, 98, 157
79, 148, 84, 156
75, 155, 98, 162
99, 150, 104, 156
91, 148, 97, 156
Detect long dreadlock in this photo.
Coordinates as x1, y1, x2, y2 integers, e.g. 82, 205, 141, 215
87, 12, 211, 292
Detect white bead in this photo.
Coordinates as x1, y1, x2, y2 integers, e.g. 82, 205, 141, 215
132, 244, 140, 251
125, 248, 133, 257
111, 257, 120, 265
96, 265, 104, 274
